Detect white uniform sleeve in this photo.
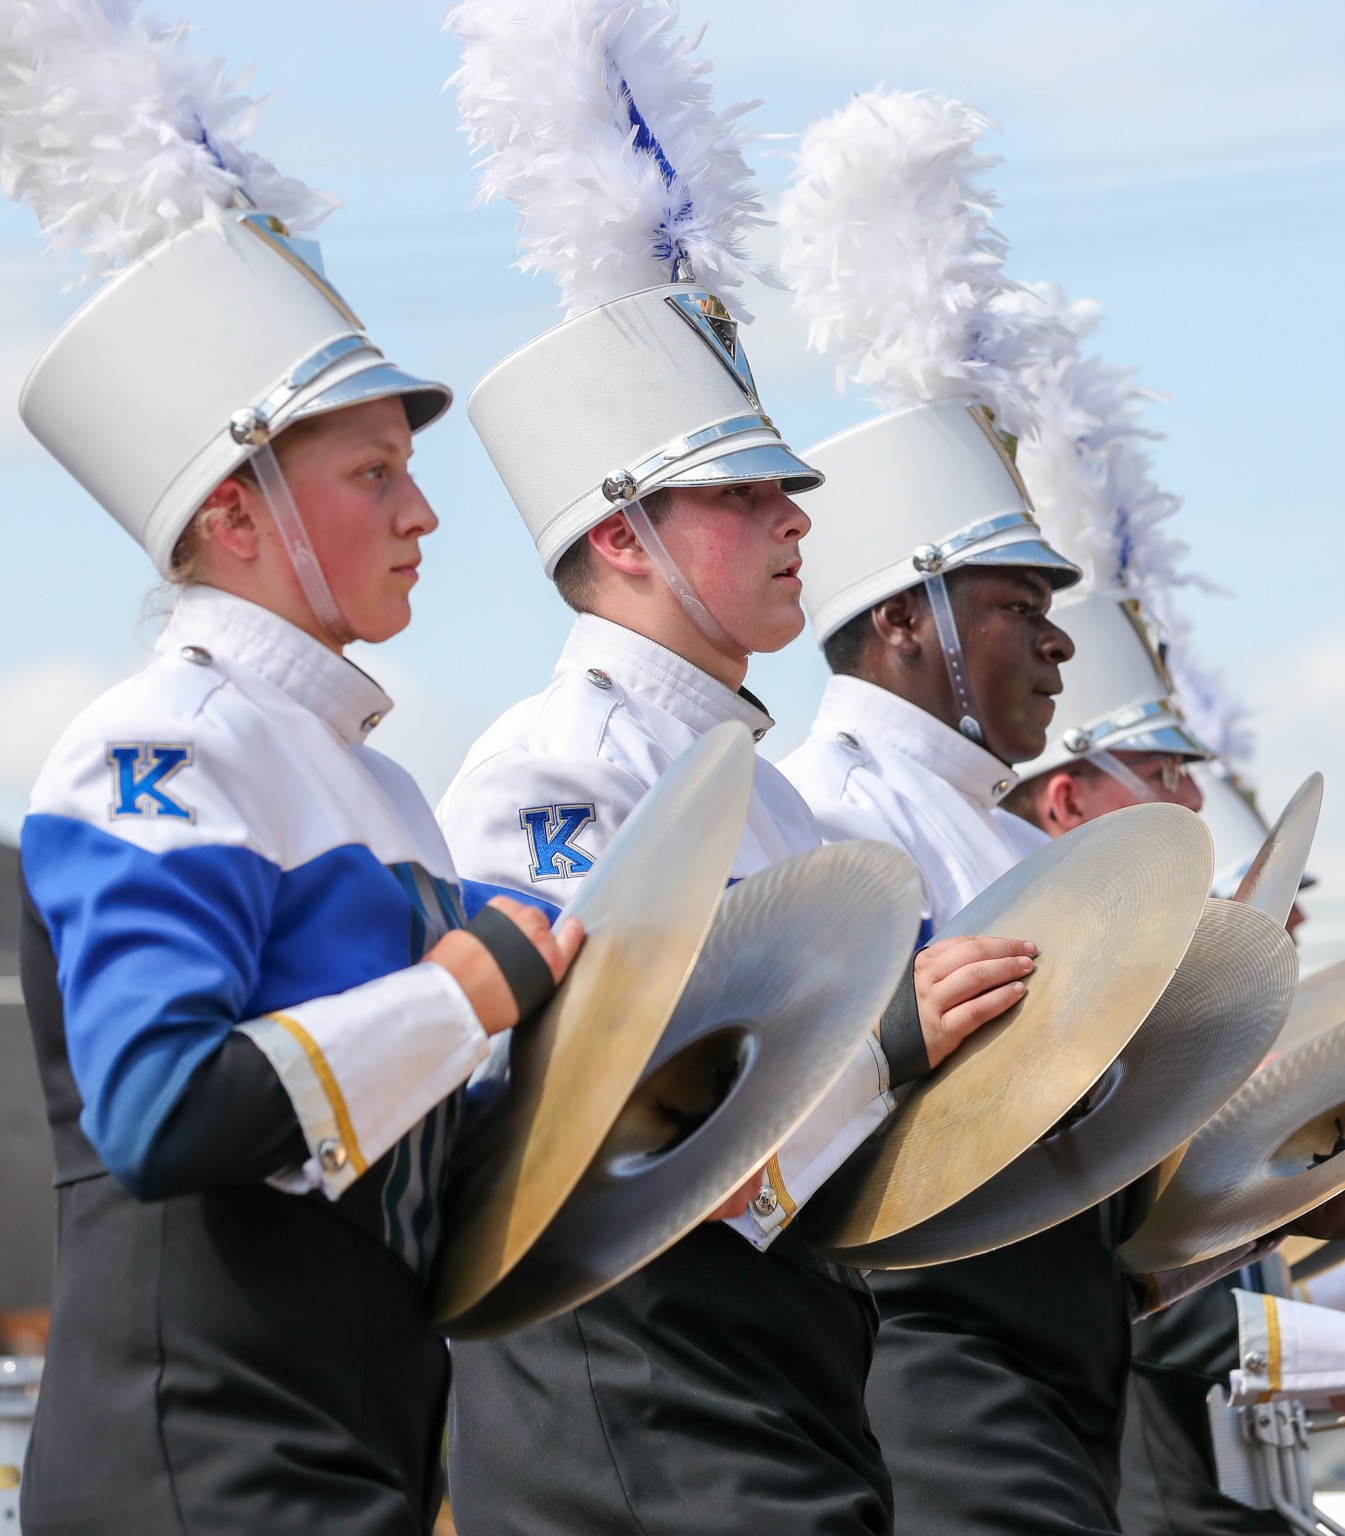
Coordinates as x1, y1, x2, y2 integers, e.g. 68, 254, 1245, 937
440, 747, 651, 915
239, 963, 489, 1199
725, 1033, 893, 1248
1228, 1289, 1345, 1405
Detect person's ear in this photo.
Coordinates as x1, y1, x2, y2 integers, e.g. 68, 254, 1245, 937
587, 510, 653, 579
871, 592, 924, 658
1044, 771, 1088, 832
198, 477, 264, 563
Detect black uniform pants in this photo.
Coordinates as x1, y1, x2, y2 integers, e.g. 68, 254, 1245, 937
447, 1222, 891, 1535
867, 1213, 1132, 1535
23, 1175, 449, 1536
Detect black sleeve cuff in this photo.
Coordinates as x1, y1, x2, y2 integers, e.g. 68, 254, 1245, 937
133, 1032, 309, 1199
467, 904, 558, 1022
878, 957, 932, 1087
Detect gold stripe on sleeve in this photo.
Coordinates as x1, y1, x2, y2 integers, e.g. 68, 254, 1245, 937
267, 1011, 368, 1178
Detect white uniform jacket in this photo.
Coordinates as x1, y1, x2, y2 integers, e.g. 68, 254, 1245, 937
438, 614, 895, 1248
780, 674, 1048, 937
23, 584, 489, 1271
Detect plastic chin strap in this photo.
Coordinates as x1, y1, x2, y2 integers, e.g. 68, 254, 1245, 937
251, 440, 347, 645
1089, 749, 1157, 804
622, 496, 750, 659
923, 570, 983, 745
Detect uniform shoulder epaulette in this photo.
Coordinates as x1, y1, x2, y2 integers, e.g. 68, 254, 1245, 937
531, 667, 624, 762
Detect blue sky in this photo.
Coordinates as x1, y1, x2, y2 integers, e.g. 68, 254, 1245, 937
1, 0, 1342, 961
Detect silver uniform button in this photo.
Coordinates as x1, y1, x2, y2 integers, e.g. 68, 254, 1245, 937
360, 712, 383, 732
752, 1184, 780, 1217
752, 728, 767, 743
318, 1137, 348, 1174
1243, 1350, 1267, 1373
993, 778, 1011, 796
837, 731, 860, 750
180, 645, 212, 666
587, 668, 613, 690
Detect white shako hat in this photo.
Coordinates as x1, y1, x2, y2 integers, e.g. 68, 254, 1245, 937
1006, 284, 1212, 779
1192, 763, 1318, 900
1162, 619, 1306, 899
448, 0, 819, 577
5, 2, 450, 576
1024, 585, 1209, 775
776, 89, 1081, 646
1195, 764, 1272, 898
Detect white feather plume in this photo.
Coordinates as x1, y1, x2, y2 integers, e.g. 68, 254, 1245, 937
1011, 282, 1198, 608
0, 0, 335, 277
778, 89, 1058, 438
446, 0, 769, 316
1010, 281, 1253, 765
1161, 616, 1256, 768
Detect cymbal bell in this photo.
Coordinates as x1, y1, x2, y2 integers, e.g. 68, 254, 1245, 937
804, 803, 1214, 1253
1276, 957, 1345, 1056
445, 839, 924, 1338
432, 721, 755, 1333
825, 899, 1298, 1268
1119, 1015, 1345, 1274
1234, 773, 1323, 929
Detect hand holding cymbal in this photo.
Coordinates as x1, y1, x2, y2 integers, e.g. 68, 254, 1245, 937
913, 935, 1039, 1068
432, 721, 757, 1335
447, 837, 923, 1337
831, 898, 1297, 1269
805, 804, 1214, 1257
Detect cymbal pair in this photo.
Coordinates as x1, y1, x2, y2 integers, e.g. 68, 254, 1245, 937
810, 782, 1320, 1270
433, 721, 924, 1337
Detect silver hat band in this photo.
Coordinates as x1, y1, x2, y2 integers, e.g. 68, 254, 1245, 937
228, 333, 381, 447
1060, 696, 1191, 758
910, 510, 1043, 575
601, 413, 779, 503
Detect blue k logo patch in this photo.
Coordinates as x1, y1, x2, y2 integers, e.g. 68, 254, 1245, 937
107, 742, 195, 822
519, 803, 597, 881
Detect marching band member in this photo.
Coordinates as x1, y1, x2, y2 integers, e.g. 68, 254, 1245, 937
777, 96, 1215, 1534
5, 7, 579, 1530
435, 7, 1031, 1531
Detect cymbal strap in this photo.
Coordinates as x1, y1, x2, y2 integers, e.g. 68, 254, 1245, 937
466, 904, 559, 1022
878, 961, 928, 1085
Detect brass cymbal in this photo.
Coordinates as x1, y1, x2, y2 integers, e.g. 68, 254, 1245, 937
441, 840, 925, 1338
432, 721, 755, 1332
1233, 773, 1323, 928
804, 803, 1214, 1252
823, 899, 1297, 1268
1276, 957, 1345, 1056
1119, 1016, 1345, 1274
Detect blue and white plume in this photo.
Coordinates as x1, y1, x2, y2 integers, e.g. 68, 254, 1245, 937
446, 0, 770, 316
778, 89, 1059, 440
0, 0, 334, 277
1009, 281, 1253, 766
